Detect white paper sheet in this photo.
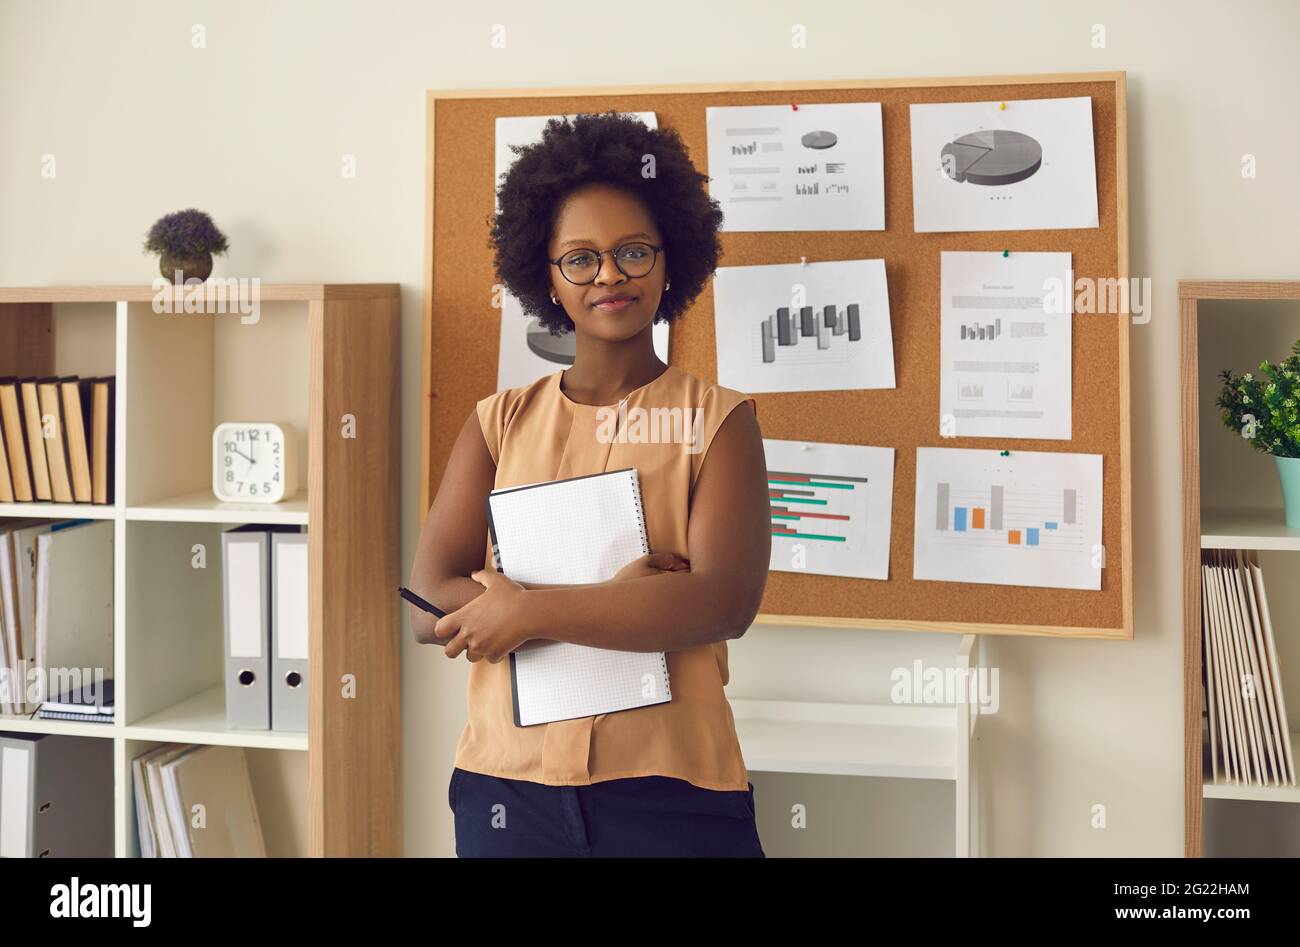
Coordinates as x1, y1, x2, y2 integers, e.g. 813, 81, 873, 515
706, 103, 884, 232
912, 447, 1103, 590
493, 113, 669, 392
939, 251, 1073, 440
765, 439, 896, 580
910, 97, 1098, 232
714, 259, 895, 393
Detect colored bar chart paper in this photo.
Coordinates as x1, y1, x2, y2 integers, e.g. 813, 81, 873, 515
912, 447, 1102, 590
765, 438, 896, 580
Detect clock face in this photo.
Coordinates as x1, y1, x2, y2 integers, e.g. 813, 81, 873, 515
214, 423, 288, 502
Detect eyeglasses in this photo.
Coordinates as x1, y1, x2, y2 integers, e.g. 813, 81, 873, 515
549, 242, 662, 286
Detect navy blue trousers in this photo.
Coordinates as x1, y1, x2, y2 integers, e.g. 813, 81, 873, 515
449, 767, 765, 858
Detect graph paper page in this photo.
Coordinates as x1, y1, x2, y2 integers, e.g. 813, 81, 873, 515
488, 469, 672, 726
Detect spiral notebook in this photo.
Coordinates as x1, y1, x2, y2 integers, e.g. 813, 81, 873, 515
486, 467, 672, 727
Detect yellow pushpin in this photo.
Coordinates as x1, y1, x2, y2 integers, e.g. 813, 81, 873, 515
999, 102, 1007, 111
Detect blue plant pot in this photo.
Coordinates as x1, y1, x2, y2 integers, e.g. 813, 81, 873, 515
1275, 456, 1300, 528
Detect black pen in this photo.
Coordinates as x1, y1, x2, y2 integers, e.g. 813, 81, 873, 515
398, 585, 446, 618
397, 586, 454, 645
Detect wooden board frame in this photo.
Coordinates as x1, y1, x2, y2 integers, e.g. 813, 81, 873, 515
1179, 279, 1300, 857
422, 72, 1131, 640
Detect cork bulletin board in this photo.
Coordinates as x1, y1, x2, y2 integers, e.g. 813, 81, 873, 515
422, 72, 1132, 640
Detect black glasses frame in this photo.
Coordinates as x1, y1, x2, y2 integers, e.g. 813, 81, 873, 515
549, 242, 663, 286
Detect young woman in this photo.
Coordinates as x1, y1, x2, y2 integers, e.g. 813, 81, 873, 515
408, 111, 771, 857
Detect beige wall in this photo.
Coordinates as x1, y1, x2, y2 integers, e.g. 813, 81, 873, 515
4, 0, 1298, 856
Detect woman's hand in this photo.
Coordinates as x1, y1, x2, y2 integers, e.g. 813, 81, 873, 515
437, 569, 532, 663
612, 551, 690, 582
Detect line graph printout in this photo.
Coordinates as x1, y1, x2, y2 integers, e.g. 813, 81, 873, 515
940, 251, 1072, 440
912, 447, 1102, 590
765, 439, 895, 580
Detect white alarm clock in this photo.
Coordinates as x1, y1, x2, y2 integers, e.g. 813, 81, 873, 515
212, 421, 299, 503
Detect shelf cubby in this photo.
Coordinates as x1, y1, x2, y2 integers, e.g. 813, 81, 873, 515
119, 738, 308, 858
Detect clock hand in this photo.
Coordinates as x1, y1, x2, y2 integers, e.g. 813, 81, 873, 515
231, 447, 254, 464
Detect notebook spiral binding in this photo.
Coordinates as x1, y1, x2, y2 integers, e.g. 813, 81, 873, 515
629, 469, 651, 556
657, 652, 672, 700
629, 469, 671, 699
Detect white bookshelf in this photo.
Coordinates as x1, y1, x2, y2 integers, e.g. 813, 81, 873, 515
0, 285, 401, 857
1183, 283, 1300, 856
731, 634, 982, 857
125, 491, 308, 525
1201, 506, 1300, 551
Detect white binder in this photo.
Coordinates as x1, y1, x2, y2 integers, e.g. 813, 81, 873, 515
0, 732, 113, 858
271, 531, 308, 732
221, 526, 271, 729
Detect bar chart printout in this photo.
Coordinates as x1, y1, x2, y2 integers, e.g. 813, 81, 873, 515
713, 259, 896, 394
912, 447, 1103, 590
938, 250, 1073, 440
764, 439, 895, 580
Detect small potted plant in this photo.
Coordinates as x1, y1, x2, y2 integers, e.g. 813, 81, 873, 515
144, 208, 229, 283
1217, 338, 1300, 527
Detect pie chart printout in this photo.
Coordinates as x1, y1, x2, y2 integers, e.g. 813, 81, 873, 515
941, 129, 1043, 186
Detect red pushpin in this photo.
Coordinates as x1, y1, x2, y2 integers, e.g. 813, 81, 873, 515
791, 102, 798, 111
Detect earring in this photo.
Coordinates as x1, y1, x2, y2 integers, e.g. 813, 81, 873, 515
665, 280, 671, 292
550, 295, 558, 305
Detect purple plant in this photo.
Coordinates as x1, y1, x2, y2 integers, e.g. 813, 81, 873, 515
143, 208, 229, 257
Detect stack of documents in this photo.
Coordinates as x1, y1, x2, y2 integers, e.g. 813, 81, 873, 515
38, 678, 114, 722
131, 744, 267, 857
1201, 549, 1296, 787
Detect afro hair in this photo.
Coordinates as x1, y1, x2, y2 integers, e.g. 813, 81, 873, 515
489, 111, 723, 334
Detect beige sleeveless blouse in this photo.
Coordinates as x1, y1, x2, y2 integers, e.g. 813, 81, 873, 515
453, 363, 757, 791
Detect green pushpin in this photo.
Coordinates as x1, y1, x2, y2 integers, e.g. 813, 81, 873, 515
1000, 450, 1010, 456
1002, 249, 1009, 258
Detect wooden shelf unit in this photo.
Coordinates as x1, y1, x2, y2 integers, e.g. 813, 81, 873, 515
1181, 280, 1300, 858
0, 283, 401, 857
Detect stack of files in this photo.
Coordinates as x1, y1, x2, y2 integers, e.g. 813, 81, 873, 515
0, 519, 113, 717
0, 732, 113, 857
35, 520, 114, 716
0, 375, 115, 504
486, 468, 672, 727
131, 744, 267, 857
1200, 548, 1297, 787
37, 678, 114, 723
221, 525, 308, 731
